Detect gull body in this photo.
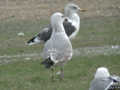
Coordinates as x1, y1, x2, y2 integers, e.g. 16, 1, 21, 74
64, 3, 80, 39
41, 12, 72, 80
89, 67, 120, 90
27, 3, 86, 45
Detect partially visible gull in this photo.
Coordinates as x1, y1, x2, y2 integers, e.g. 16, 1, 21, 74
41, 12, 72, 80
27, 3, 86, 45
89, 67, 120, 90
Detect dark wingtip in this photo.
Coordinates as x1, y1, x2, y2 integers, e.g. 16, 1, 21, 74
27, 37, 36, 44
41, 57, 54, 69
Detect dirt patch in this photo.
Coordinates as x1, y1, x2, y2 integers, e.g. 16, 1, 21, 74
0, 0, 120, 20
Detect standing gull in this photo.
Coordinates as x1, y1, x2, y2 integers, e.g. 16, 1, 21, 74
27, 3, 86, 45
89, 67, 120, 90
41, 12, 72, 80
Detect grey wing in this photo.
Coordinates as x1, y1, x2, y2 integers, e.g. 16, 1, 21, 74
109, 75, 120, 82
107, 76, 120, 90
63, 19, 76, 37
27, 25, 52, 45
43, 35, 72, 62
89, 78, 113, 90
37, 25, 52, 42
42, 39, 54, 59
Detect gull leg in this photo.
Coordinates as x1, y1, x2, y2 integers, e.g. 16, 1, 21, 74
60, 67, 64, 80
51, 67, 55, 81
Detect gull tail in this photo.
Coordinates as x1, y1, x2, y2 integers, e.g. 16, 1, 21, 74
41, 57, 54, 69
27, 36, 42, 45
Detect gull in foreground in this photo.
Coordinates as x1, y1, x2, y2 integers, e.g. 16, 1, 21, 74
89, 67, 120, 90
27, 3, 86, 45
41, 12, 72, 80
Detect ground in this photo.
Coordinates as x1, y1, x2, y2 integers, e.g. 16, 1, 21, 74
0, 0, 120, 90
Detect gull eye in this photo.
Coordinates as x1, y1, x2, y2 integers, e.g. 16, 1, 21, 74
61, 15, 64, 18
73, 6, 77, 9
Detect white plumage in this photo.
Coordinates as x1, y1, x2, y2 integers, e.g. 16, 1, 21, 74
41, 12, 73, 80
89, 67, 120, 90
27, 3, 86, 45
94, 67, 110, 79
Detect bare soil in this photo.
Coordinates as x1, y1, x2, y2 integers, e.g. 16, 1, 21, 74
0, 0, 120, 20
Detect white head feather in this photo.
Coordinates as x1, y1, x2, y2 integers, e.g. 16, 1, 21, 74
50, 12, 65, 32
51, 12, 64, 27
95, 67, 110, 79
64, 3, 80, 17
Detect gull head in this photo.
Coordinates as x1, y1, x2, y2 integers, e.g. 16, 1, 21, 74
95, 67, 110, 79
64, 3, 87, 16
51, 12, 65, 28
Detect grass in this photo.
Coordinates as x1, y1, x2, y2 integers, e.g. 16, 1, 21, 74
0, 16, 120, 90
73, 16, 120, 47
0, 55, 120, 90
0, 16, 120, 55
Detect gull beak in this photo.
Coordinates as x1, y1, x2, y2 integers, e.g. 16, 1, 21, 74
79, 8, 87, 12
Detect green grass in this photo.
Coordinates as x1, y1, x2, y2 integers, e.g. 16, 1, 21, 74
72, 16, 120, 47
0, 55, 120, 90
0, 19, 48, 55
0, 16, 120, 90
0, 16, 120, 55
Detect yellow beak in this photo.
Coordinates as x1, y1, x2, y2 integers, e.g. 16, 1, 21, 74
79, 8, 87, 12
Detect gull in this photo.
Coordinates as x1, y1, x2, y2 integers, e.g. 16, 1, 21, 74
27, 3, 86, 45
89, 67, 120, 90
41, 12, 72, 80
